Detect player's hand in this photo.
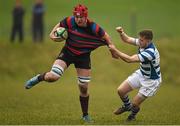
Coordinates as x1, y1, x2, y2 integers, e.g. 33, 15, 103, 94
116, 26, 123, 34
108, 44, 119, 59
108, 44, 116, 51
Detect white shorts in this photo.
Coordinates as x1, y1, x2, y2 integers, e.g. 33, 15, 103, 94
127, 70, 162, 97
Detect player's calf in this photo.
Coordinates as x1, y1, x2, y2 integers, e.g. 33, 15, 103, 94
114, 95, 132, 115
126, 104, 140, 121
25, 64, 64, 89
45, 72, 60, 82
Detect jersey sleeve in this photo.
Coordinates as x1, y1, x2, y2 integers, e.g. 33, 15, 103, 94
133, 38, 140, 46
59, 17, 68, 28
138, 48, 155, 62
91, 22, 105, 38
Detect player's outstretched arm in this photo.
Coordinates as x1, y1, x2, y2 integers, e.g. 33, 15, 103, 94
102, 32, 114, 46
102, 32, 119, 59
49, 23, 63, 42
116, 26, 136, 46
109, 45, 140, 63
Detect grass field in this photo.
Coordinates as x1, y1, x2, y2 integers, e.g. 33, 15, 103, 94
0, 0, 180, 125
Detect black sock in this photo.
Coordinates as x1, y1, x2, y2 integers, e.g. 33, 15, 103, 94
80, 95, 89, 117
37, 72, 46, 81
122, 95, 131, 110
130, 105, 140, 117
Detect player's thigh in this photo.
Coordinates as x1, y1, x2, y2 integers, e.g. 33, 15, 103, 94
127, 70, 141, 89
53, 59, 68, 69
75, 54, 91, 93
74, 52, 91, 70
117, 80, 133, 95
76, 68, 91, 77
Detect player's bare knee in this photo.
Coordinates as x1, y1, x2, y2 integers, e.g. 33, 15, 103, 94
117, 88, 126, 97
117, 87, 122, 94
46, 64, 64, 82
78, 76, 91, 85
78, 76, 91, 95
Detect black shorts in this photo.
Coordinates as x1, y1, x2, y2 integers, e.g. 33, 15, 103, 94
57, 47, 91, 69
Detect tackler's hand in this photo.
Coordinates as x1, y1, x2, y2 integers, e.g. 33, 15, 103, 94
116, 26, 124, 34
108, 44, 119, 59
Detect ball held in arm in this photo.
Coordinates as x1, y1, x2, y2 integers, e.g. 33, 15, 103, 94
54, 27, 68, 42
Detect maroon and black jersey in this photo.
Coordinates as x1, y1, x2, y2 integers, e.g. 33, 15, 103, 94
60, 16, 108, 55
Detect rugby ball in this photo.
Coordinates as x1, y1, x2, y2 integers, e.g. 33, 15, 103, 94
54, 27, 68, 42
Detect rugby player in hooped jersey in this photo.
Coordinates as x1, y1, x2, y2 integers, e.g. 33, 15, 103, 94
25, 4, 117, 123
109, 27, 162, 121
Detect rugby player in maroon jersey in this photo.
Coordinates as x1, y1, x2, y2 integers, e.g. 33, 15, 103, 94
25, 4, 117, 123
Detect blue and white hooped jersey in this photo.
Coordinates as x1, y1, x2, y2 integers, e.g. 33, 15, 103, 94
134, 39, 161, 80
